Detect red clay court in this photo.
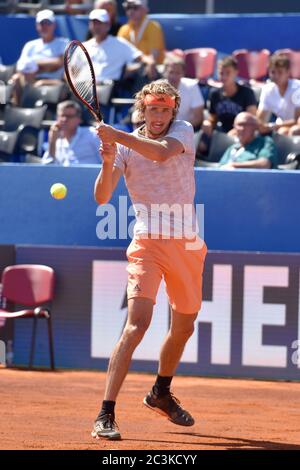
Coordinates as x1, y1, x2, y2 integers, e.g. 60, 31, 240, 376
1, 369, 299, 450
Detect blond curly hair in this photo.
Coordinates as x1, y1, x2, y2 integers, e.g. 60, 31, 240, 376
134, 79, 181, 123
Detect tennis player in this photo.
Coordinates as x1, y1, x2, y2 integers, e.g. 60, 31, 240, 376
93, 79, 207, 440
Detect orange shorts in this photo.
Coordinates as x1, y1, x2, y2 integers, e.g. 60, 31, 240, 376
126, 236, 207, 314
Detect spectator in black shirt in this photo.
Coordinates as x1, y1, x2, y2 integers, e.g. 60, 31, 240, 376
198, 56, 257, 156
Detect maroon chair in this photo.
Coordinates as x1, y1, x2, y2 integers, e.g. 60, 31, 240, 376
233, 49, 270, 81
184, 48, 217, 82
0, 264, 55, 370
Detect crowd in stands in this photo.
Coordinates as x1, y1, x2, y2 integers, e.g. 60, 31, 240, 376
0, 0, 300, 170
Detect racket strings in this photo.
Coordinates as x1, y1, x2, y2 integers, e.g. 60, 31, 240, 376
67, 47, 97, 111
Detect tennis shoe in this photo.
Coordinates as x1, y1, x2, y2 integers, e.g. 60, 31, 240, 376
91, 413, 121, 440
143, 389, 195, 426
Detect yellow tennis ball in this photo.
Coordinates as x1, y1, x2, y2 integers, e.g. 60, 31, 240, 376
50, 183, 67, 200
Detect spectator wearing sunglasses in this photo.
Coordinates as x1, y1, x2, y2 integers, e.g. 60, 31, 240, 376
118, 0, 165, 81
42, 101, 100, 165
11, 10, 69, 104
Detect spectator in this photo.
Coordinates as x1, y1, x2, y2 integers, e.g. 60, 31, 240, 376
219, 112, 277, 169
118, 0, 165, 80
10, 10, 69, 104
198, 56, 257, 155
257, 54, 300, 136
163, 53, 204, 130
42, 100, 100, 165
94, 0, 121, 36
84, 9, 142, 83
207, 56, 257, 134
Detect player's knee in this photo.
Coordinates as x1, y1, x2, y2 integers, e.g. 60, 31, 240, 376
171, 323, 195, 342
183, 324, 195, 340
123, 322, 149, 343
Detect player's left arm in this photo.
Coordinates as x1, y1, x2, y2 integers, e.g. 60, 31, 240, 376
97, 125, 184, 162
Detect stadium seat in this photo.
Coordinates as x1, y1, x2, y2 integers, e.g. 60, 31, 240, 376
21, 82, 66, 119
0, 130, 20, 157
0, 83, 13, 117
233, 49, 270, 81
0, 105, 47, 158
15, 1, 47, 13
184, 48, 217, 82
21, 83, 65, 108
0, 64, 15, 83
0, 264, 55, 370
272, 132, 300, 165
196, 130, 235, 163
47, 0, 92, 13
274, 49, 300, 79
277, 152, 300, 170
2, 105, 47, 131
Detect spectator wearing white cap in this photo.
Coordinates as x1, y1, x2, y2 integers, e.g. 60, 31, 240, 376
85, 0, 122, 40
93, 0, 121, 36
11, 10, 69, 104
84, 9, 142, 83
118, 0, 165, 80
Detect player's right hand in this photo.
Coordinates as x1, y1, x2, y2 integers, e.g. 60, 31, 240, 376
97, 123, 117, 145
100, 142, 117, 164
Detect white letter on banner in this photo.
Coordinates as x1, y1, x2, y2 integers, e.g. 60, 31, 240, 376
96, 205, 116, 240
243, 266, 288, 368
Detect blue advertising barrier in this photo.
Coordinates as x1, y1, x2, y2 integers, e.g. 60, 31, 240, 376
1, 13, 300, 64
0, 164, 299, 253
12, 245, 300, 380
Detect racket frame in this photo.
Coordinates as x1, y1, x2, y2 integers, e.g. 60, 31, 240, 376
64, 39, 103, 122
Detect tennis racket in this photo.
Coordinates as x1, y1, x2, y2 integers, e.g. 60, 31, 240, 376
64, 40, 103, 123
